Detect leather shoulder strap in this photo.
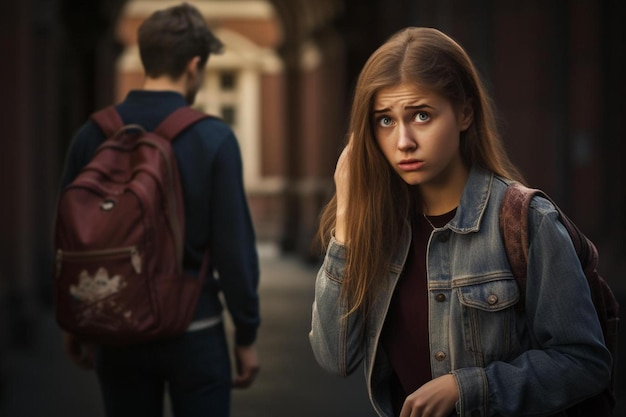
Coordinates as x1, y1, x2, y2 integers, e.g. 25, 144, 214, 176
499, 182, 544, 308
153, 107, 210, 141
500, 182, 598, 309
90, 106, 124, 137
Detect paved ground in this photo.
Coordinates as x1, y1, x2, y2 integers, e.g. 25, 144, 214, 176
0, 251, 376, 417
1, 249, 624, 417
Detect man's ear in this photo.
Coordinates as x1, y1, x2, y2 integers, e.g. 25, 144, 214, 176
186, 56, 202, 77
459, 101, 474, 131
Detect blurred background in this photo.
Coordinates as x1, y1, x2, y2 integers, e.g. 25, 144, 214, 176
1, 0, 624, 416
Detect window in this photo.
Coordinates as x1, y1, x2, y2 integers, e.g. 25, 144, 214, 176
221, 105, 236, 125
220, 72, 236, 90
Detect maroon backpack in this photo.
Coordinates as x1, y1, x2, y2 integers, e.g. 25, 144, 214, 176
500, 182, 619, 416
54, 106, 209, 345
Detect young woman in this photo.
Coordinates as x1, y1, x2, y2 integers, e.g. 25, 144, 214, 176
309, 27, 611, 417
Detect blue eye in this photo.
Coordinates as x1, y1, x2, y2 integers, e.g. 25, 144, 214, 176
415, 112, 430, 123
378, 116, 393, 127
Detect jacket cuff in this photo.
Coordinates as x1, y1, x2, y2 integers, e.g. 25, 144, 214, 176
235, 325, 258, 346
327, 236, 347, 257
322, 237, 348, 282
451, 367, 488, 416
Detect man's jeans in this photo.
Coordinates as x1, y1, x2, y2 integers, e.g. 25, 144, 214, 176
96, 323, 231, 417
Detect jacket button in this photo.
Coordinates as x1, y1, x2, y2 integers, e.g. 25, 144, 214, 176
435, 351, 446, 361
487, 294, 498, 305
435, 293, 446, 302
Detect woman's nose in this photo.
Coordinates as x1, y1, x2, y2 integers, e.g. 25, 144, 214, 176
397, 124, 417, 151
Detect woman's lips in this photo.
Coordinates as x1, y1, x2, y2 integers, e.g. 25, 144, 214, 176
398, 159, 424, 171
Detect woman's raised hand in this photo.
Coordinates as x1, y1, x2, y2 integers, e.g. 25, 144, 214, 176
333, 138, 352, 244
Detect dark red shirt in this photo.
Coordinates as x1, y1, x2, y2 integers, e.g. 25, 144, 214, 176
382, 209, 456, 415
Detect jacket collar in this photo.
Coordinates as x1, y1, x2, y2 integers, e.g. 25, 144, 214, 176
448, 166, 493, 234
392, 166, 492, 267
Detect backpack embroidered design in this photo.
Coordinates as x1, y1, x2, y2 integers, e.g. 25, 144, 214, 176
68, 267, 138, 330
499, 181, 619, 416
54, 106, 210, 345
70, 267, 125, 303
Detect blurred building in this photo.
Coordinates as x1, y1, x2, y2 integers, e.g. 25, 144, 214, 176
1, 0, 345, 346
2, 0, 625, 408
115, 1, 344, 248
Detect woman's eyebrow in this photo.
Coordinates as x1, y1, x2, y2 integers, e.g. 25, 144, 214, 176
372, 104, 434, 114
372, 107, 390, 114
406, 104, 434, 110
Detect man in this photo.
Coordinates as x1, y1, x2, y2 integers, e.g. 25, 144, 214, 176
59, 4, 260, 416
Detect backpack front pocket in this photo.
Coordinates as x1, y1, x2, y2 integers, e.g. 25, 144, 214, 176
55, 246, 157, 339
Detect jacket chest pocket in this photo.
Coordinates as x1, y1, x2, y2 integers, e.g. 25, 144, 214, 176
456, 276, 520, 365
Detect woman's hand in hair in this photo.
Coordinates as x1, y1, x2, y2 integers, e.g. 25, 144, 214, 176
334, 139, 352, 244
400, 374, 459, 417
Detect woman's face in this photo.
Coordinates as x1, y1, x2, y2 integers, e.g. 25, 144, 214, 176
372, 82, 472, 188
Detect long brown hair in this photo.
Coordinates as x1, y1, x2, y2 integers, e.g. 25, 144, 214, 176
318, 27, 524, 316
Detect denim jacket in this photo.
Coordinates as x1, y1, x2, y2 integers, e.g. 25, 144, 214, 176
309, 167, 611, 417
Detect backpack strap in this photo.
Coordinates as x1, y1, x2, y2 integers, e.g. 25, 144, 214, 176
90, 106, 124, 137
153, 107, 210, 141
153, 106, 212, 276
499, 182, 537, 296
90, 106, 209, 140
500, 182, 573, 309
501, 182, 619, 412
500, 182, 599, 309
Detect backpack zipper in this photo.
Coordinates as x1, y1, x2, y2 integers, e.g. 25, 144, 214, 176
56, 246, 142, 277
